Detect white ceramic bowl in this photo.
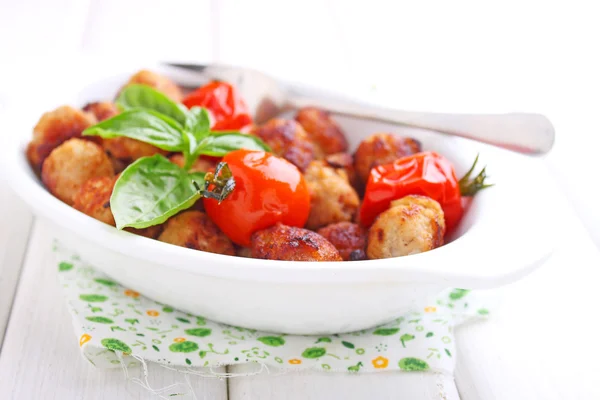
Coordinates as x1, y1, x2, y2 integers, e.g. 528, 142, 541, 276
2, 63, 553, 334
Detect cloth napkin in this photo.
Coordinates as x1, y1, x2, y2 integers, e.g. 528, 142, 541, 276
54, 240, 489, 375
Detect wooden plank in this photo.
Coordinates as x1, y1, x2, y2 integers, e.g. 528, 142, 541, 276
454, 168, 600, 400
0, 221, 227, 400
0, 187, 33, 347
228, 364, 459, 400
456, 243, 600, 399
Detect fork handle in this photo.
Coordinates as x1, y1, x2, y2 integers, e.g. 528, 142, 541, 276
287, 87, 555, 155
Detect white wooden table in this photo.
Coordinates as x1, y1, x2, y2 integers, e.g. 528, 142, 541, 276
2, 1, 600, 398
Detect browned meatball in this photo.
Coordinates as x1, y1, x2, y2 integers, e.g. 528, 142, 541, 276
235, 246, 253, 258
324, 152, 360, 193
367, 195, 445, 259
158, 211, 235, 256
83, 102, 119, 121
106, 156, 129, 175
126, 225, 163, 239
251, 223, 342, 261
73, 176, 115, 225
295, 107, 348, 156
169, 154, 218, 173
122, 70, 183, 101
304, 160, 360, 230
354, 133, 421, 185
42, 138, 114, 205
26, 106, 97, 173
317, 222, 367, 261
253, 119, 315, 171
103, 137, 168, 171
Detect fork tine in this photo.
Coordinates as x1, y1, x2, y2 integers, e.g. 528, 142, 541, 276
162, 62, 209, 72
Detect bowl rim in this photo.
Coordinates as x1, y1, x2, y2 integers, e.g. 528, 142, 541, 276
1, 60, 555, 287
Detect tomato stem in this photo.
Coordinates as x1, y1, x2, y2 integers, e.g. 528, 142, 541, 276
202, 162, 236, 203
459, 154, 494, 196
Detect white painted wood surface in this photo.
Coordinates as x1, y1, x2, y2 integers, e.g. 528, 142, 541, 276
1, 0, 600, 399
0, 188, 33, 346
0, 221, 227, 400
228, 364, 459, 400
454, 162, 600, 400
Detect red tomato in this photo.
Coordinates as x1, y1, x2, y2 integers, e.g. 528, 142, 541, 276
182, 81, 252, 131
203, 150, 310, 247
359, 151, 463, 232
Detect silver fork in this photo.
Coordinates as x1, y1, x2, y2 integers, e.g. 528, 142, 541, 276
164, 62, 555, 155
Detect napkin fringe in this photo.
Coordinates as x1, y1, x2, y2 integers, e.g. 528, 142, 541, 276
114, 352, 283, 399
114, 352, 457, 399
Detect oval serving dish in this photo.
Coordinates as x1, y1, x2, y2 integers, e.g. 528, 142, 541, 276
2, 62, 553, 334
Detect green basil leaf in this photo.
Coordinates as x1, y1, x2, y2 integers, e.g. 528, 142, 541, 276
110, 155, 201, 229
117, 84, 189, 126
181, 130, 195, 163
183, 107, 212, 166
83, 109, 184, 152
189, 171, 206, 184
196, 133, 271, 157
185, 107, 211, 142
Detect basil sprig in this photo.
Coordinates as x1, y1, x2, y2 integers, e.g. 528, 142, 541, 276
82, 84, 270, 230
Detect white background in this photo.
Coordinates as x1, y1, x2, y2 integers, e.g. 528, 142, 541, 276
1, 1, 599, 399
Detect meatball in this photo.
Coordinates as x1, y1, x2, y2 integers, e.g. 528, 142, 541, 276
158, 211, 235, 256
106, 155, 129, 175
324, 152, 360, 192
73, 176, 115, 225
126, 225, 163, 239
251, 223, 342, 261
304, 160, 360, 230
26, 106, 97, 173
122, 70, 183, 101
317, 222, 367, 261
295, 107, 348, 156
354, 133, 421, 185
103, 137, 168, 170
41, 138, 114, 205
169, 154, 217, 173
235, 246, 253, 258
83, 102, 119, 121
253, 119, 315, 171
366, 195, 445, 259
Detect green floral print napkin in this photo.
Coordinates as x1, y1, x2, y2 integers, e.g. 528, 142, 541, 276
54, 241, 490, 374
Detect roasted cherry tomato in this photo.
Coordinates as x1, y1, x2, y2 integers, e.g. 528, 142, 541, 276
203, 150, 310, 247
359, 151, 491, 233
359, 152, 460, 232
182, 81, 252, 131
